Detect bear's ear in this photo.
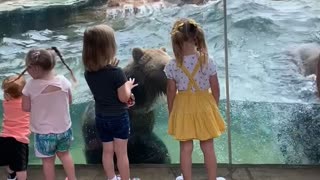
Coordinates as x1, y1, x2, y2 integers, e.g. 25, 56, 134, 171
132, 48, 144, 62
160, 47, 166, 52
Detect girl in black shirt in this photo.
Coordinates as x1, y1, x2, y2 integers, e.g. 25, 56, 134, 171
82, 24, 137, 180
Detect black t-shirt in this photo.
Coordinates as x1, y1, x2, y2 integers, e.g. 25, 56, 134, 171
84, 66, 128, 115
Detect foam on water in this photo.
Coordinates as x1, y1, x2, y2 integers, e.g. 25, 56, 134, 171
106, 0, 167, 19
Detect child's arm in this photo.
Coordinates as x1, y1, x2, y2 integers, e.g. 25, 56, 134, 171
118, 82, 131, 103
59, 75, 73, 104
166, 79, 176, 115
22, 95, 31, 112
209, 74, 220, 105
117, 78, 137, 103
68, 89, 72, 105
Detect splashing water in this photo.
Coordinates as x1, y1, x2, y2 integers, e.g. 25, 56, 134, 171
106, 0, 167, 19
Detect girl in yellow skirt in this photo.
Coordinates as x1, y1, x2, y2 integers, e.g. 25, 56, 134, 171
164, 18, 226, 180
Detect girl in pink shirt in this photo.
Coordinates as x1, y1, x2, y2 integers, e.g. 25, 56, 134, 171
17, 47, 77, 180
0, 75, 30, 180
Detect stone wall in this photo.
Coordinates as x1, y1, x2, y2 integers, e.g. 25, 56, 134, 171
0, 0, 105, 37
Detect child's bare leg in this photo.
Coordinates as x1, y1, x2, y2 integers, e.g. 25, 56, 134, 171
6, 167, 27, 180
16, 171, 27, 180
200, 139, 217, 180
114, 138, 130, 180
180, 140, 193, 180
6, 167, 14, 173
56, 151, 76, 180
102, 142, 116, 180
42, 156, 56, 180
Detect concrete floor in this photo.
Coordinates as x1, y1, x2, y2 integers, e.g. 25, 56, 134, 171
1, 165, 320, 180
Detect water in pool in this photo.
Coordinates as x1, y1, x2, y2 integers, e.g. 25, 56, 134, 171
1, 0, 320, 165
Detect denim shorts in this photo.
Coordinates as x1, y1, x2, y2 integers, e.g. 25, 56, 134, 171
95, 111, 130, 142
34, 128, 73, 158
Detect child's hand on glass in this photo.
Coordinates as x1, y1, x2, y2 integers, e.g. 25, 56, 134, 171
128, 78, 138, 89
110, 57, 120, 67
126, 78, 137, 107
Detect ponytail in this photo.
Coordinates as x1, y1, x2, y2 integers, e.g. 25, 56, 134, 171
171, 18, 208, 68
11, 50, 40, 83
10, 48, 77, 86
12, 68, 28, 83
51, 47, 77, 83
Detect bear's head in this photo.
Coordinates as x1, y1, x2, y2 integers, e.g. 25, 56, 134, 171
123, 47, 171, 112
107, 0, 120, 7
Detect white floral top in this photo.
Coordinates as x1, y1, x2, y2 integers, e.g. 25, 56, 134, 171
164, 54, 217, 91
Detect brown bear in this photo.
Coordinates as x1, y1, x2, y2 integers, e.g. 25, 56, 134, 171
289, 43, 320, 94
82, 47, 172, 164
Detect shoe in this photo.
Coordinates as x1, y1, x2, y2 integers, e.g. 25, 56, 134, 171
176, 175, 226, 180
176, 175, 183, 180
108, 176, 118, 180
116, 175, 121, 180
7, 177, 16, 180
7, 172, 17, 180
114, 175, 140, 180
217, 177, 226, 180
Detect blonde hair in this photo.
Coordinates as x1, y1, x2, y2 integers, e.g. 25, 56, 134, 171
14, 47, 76, 83
82, 24, 117, 72
2, 75, 26, 99
170, 18, 208, 67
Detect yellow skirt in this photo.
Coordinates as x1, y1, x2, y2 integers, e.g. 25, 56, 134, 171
168, 90, 226, 141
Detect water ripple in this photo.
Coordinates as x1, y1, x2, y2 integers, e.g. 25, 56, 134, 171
0, 0, 319, 104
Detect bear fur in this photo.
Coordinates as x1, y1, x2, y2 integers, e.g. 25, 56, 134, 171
279, 43, 320, 164
278, 103, 320, 164
82, 47, 171, 164
124, 47, 170, 112
289, 43, 320, 76
288, 43, 320, 94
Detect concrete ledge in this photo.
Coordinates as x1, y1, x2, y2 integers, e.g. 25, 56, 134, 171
1, 164, 320, 180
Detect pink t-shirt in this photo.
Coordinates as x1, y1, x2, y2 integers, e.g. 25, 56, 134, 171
0, 98, 30, 144
22, 75, 72, 134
